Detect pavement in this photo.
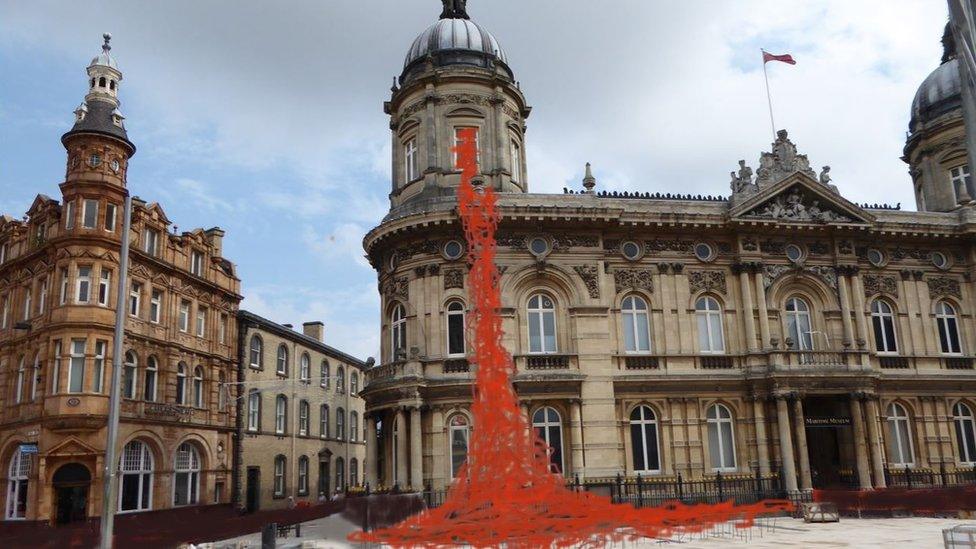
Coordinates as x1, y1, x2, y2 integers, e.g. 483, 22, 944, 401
203, 515, 971, 548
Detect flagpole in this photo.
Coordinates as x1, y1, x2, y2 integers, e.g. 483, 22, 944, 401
761, 49, 777, 141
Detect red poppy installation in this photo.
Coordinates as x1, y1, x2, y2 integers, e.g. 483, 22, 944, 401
351, 128, 791, 547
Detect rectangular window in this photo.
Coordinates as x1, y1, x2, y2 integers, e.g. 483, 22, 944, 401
65, 200, 75, 229
453, 127, 480, 168
143, 228, 159, 256
150, 290, 162, 324
128, 283, 141, 317
105, 203, 117, 232
22, 288, 31, 320
190, 251, 203, 276
404, 138, 419, 182
82, 199, 99, 229
68, 339, 86, 393
196, 307, 207, 337
38, 278, 47, 314
98, 270, 111, 306
510, 140, 521, 182
950, 165, 972, 203
76, 266, 92, 303
51, 340, 61, 394
219, 314, 227, 344
93, 340, 106, 393
248, 392, 260, 431
179, 300, 190, 332
60, 268, 69, 305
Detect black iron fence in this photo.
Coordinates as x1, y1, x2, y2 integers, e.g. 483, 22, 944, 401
885, 464, 976, 489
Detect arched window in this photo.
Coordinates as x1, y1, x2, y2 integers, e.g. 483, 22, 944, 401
351, 372, 359, 395
630, 405, 660, 472
5, 448, 30, 519
275, 395, 287, 434
954, 403, 976, 464
350, 458, 359, 487
350, 411, 359, 442
247, 390, 260, 432
193, 366, 204, 408
173, 443, 201, 506
300, 353, 310, 382
14, 356, 24, 403
622, 295, 652, 353
98, 76, 106, 87
695, 297, 725, 354
119, 440, 153, 512
273, 455, 286, 496
176, 363, 187, 405
785, 297, 814, 351
449, 414, 469, 478
936, 301, 962, 354
320, 360, 330, 388
871, 300, 898, 353
532, 406, 564, 474
144, 356, 158, 402
392, 304, 407, 359
249, 335, 263, 368
217, 371, 226, 411
446, 300, 466, 357
297, 456, 309, 495
886, 403, 915, 466
336, 366, 345, 394
299, 400, 310, 435
335, 457, 345, 491
276, 345, 289, 375
123, 351, 137, 399
527, 294, 557, 354
336, 407, 346, 440
320, 405, 329, 438
706, 404, 736, 471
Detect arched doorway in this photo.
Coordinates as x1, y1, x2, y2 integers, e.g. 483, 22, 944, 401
52, 463, 91, 525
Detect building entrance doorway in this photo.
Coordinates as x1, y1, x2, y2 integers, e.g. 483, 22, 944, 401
319, 460, 330, 497
245, 467, 260, 513
52, 463, 90, 525
803, 396, 856, 489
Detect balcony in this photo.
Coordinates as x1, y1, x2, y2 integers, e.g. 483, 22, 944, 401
514, 354, 577, 371
698, 355, 736, 369
878, 356, 911, 369
944, 357, 975, 370
443, 358, 470, 373
623, 355, 660, 370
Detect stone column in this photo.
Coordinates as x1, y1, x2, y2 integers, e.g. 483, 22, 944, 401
850, 270, 869, 350
409, 406, 423, 490
424, 88, 439, 171
491, 92, 507, 177
753, 266, 771, 350
791, 397, 812, 490
395, 408, 408, 488
366, 414, 379, 486
736, 264, 758, 352
570, 399, 584, 479
752, 396, 771, 476
837, 268, 856, 348
775, 395, 798, 492
850, 395, 873, 489
864, 397, 887, 488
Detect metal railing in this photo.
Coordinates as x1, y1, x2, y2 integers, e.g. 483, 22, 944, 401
885, 464, 976, 489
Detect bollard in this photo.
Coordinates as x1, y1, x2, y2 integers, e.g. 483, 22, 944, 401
261, 523, 276, 549
295, 522, 301, 538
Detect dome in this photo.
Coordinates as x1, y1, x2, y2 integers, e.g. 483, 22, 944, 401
910, 58, 961, 132
89, 33, 119, 70
403, 18, 508, 71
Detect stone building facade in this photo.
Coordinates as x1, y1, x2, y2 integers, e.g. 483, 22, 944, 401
0, 36, 241, 525
361, 4, 976, 494
237, 312, 366, 511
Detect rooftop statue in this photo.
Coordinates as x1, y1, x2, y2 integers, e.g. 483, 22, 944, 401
440, 0, 469, 19
754, 129, 818, 188
730, 160, 755, 194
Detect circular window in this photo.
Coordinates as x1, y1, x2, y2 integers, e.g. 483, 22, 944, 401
621, 241, 642, 261
88, 153, 101, 168
867, 248, 885, 267
694, 243, 715, 262
443, 240, 464, 261
110, 159, 121, 173
785, 244, 804, 263
388, 253, 399, 272
932, 251, 949, 270
529, 237, 550, 257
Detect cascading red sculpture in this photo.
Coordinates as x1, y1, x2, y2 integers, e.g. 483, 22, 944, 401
350, 128, 791, 547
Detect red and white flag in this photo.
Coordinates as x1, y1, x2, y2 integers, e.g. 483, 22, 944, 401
762, 51, 796, 65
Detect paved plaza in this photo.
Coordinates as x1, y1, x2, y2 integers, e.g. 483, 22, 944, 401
205, 515, 971, 548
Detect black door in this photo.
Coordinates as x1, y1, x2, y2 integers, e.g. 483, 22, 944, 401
246, 467, 260, 513
319, 461, 330, 498
807, 427, 842, 488
52, 463, 91, 525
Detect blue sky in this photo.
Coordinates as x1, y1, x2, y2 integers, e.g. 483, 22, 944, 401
0, 1, 947, 360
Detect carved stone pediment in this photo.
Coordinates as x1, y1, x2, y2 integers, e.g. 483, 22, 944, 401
730, 176, 873, 226
742, 186, 851, 223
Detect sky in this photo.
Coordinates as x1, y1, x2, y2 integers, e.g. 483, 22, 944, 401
0, 0, 948, 361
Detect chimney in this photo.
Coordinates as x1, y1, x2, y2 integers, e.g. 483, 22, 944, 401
204, 227, 225, 256
303, 321, 324, 343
